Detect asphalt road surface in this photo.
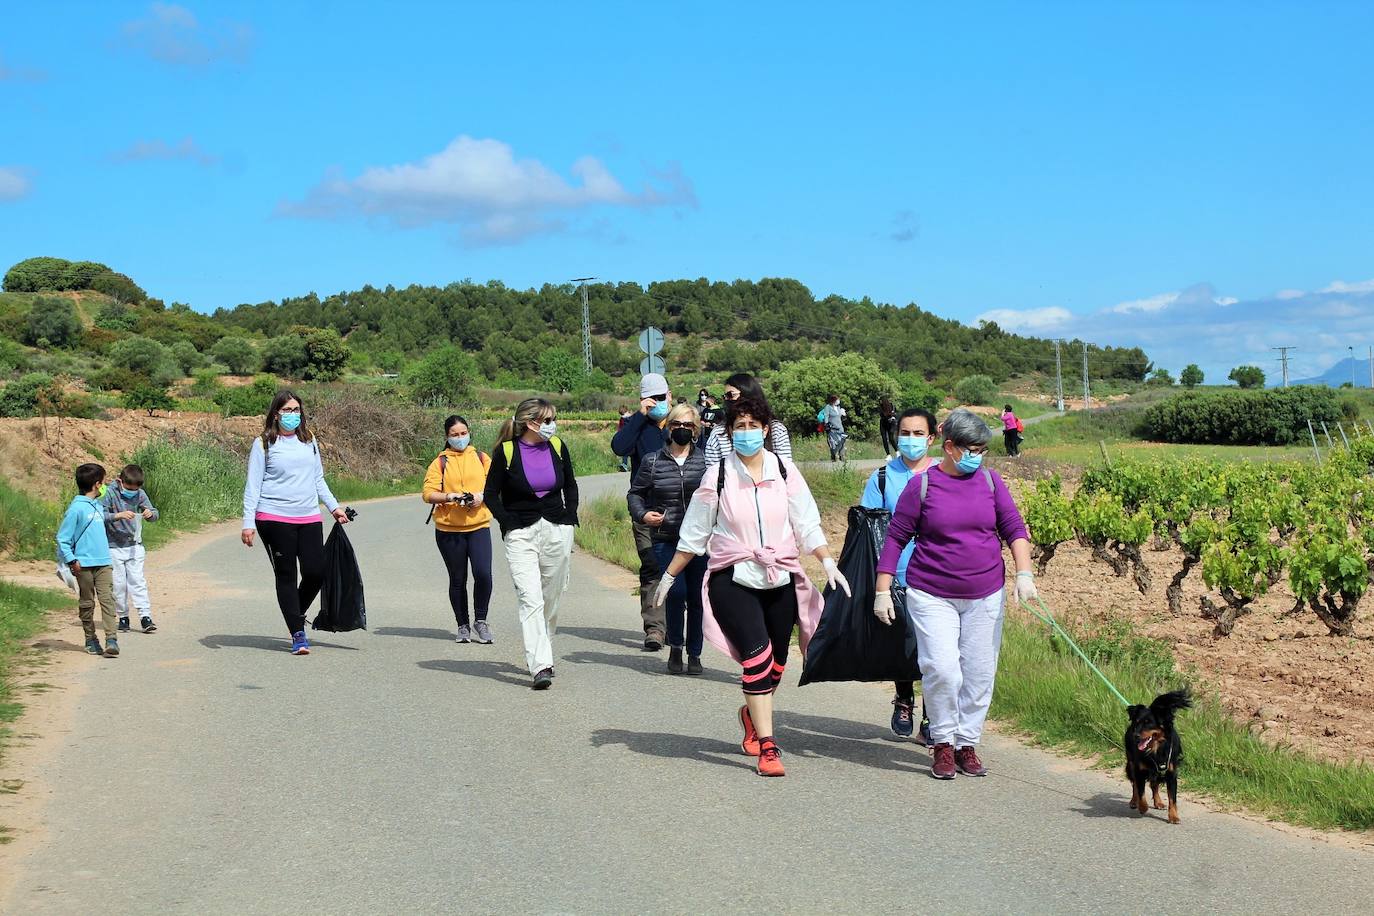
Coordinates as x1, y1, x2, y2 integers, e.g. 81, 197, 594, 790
6, 474, 1373, 914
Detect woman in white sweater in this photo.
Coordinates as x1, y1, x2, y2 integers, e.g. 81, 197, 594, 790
241, 390, 349, 655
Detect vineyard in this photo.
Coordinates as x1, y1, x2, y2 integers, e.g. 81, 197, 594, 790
1022, 435, 1374, 640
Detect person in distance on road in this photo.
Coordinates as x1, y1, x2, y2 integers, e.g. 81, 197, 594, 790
702, 372, 792, 464
1001, 404, 1021, 457
484, 398, 579, 691
240, 390, 351, 656
627, 403, 709, 675
874, 408, 1036, 780
823, 394, 847, 462
657, 395, 849, 777
422, 415, 495, 645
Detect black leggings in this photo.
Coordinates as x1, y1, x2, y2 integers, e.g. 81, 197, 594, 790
708, 571, 798, 696
257, 520, 325, 635
435, 528, 494, 625
1004, 429, 1019, 456
881, 419, 898, 455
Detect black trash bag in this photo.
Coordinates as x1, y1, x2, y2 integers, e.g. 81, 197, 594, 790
799, 506, 920, 685
313, 522, 366, 632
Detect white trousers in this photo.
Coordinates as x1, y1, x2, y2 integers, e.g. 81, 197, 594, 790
907, 586, 1005, 747
109, 545, 150, 617
504, 518, 574, 676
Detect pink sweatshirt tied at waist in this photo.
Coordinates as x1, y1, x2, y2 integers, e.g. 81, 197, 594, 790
701, 533, 824, 662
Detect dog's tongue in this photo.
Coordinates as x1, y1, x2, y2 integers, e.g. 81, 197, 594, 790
1138, 737, 1152, 751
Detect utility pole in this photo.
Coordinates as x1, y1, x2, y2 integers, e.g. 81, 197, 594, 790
1368, 345, 1372, 389
572, 277, 595, 373
1081, 342, 1090, 410
1272, 346, 1295, 387
1350, 346, 1356, 388
1053, 339, 1065, 412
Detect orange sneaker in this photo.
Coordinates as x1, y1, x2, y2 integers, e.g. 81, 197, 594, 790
756, 738, 785, 777
739, 705, 761, 756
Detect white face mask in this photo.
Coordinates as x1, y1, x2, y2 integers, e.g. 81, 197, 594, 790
536, 421, 557, 441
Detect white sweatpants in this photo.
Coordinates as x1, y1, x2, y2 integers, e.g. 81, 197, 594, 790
109, 544, 150, 617
504, 518, 574, 676
907, 586, 1005, 748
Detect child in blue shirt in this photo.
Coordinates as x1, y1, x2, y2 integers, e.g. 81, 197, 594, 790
56, 463, 120, 657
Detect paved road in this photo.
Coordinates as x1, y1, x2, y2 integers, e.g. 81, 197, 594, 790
6, 474, 1373, 914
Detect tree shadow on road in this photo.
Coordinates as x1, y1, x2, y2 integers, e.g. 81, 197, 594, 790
418, 658, 530, 688
560, 626, 642, 650
374, 626, 455, 641
199, 634, 360, 652
590, 728, 754, 772
560, 649, 738, 686
775, 710, 927, 774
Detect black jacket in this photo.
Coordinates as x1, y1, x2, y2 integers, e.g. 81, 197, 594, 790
483, 437, 579, 535
626, 444, 707, 542
610, 411, 667, 477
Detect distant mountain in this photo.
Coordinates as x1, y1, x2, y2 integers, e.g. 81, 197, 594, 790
1286, 356, 1373, 388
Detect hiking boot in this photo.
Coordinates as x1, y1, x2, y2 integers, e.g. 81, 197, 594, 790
455, 625, 471, 644
473, 620, 493, 644
930, 743, 957, 780
140, 615, 157, 633
955, 745, 988, 777
756, 738, 785, 777
290, 631, 311, 655
103, 637, 120, 658
738, 704, 761, 756
118, 616, 131, 632
667, 647, 684, 674
891, 697, 915, 738
532, 668, 553, 690
687, 655, 703, 675
643, 635, 663, 652
85, 637, 103, 655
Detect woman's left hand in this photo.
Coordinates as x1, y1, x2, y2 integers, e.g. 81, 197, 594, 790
332, 507, 350, 524
822, 557, 851, 597
1014, 571, 1038, 604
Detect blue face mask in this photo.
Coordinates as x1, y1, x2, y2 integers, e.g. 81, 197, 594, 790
648, 400, 670, 420
448, 436, 470, 451
732, 429, 765, 456
956, 448, 985, 474
897, 436, 929, 462
279, 412, 302, 432
120, 488, 139, 500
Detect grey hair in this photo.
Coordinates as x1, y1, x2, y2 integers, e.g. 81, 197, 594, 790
940, 408, 993, 448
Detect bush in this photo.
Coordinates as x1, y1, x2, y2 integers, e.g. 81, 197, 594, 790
210, 335, 259, 374
0, 372, 63, 417
88, 271, 146, 303
88, 366, 148, 393
109, 335, 181, 386
261, 334, 308, 377
213, 376, 278, 417
171, 339, 207, 373
1141, 387, 1341, 445
1180, 364, 1204, 388
1339, 396, 1361, 421
402, 345, 478, 406
22, 297, 82, 349
121, 384, 177, 416
189, 369, 222, 397
0, 337, 28, 374
58, 260, 113, 291
1228, 365, 1266, 389
94, 300, 140, 332
538, 348, 583, 393
894, 372, 945, 414
1146, 368, 1174, 387
953, 374, 999, 406
302, 328, 350, 381
771, 354, 900, 438
3, 257, 72, 292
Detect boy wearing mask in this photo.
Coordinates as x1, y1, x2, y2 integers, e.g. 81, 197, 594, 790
611, 372, 673, 651
102, 464, 160, 633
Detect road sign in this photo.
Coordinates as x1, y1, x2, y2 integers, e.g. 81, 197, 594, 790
638, 327, 664, 356
639, 355, 666, 376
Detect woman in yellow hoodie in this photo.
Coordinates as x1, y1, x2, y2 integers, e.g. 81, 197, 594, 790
422, 415, 495, 644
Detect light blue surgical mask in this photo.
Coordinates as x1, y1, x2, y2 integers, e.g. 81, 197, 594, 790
448, 436, 470, 451
956, 448, 984, 474
120, 488, 139, 500
732, 429, 765, 456
648, 400, 670, 420
537, 421, 557, 441
279, 412, 302, 432
897, 436, 929, 462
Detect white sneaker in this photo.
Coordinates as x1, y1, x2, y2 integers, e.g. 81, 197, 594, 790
455, 625, 471, 643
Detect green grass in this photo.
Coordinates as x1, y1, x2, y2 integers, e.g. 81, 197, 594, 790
132, 436, 247, 549
331, 472, 425, 503
573, 495, 639, 571
0, 580, 71, 755
0, 478, 63, 561
790, 434, 887, 463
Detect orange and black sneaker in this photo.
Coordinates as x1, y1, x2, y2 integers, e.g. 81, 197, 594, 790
756, 738, 785, 777
738, 704, 761, 756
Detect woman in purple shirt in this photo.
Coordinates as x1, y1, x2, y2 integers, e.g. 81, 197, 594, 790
873, 408, 1038, 780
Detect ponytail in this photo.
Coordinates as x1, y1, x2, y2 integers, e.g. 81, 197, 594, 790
494, 418, 517, 449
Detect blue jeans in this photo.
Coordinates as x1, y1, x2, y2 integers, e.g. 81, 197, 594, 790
652, 540, 705, 656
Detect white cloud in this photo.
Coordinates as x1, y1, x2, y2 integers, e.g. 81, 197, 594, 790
1275, 288, 1306, 300
110, 136, 218, 166
1321, 279, 1374, 294
1109, 291, 1178, 314
118, 3, 252, 67
0, 167, 31, 201
280, 135, 696, 246
1216, 296, 1238, 306
974, 306, 1072, 333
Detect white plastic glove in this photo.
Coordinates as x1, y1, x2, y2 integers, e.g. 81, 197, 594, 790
1014, 571, 1039, 605
822, 557, 851, 597
652, 571, 676, 608
873, 590, 895, 625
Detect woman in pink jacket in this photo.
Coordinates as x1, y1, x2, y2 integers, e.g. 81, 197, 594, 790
655, 395, 850, 777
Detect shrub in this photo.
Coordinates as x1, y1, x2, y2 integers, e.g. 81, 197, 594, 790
771, 353, 900, 438
302, 328, 350, 381
0, 372, 62, 417
190, 369, 222, 398
1339, 396, 1361, 420
1180, 364, 1204, 388
1141, 387, 1341, 445
538, 348, 583, 393
260, 334, 308, 377
210, 335, 259, 374
3, 257, 72, 292
94, 300, 140, 332
213, 376, 278, 417
402, 345, 478, 406
88, 271, 146, 303
953, 374, 999, 406
1146, 368, 1174, 387
1228, 365, 1266, 389
171, 340, 207, 373
121, 384, 177, 416
88, 366, 148, 393
894, 372, 945, 414
0, 337, 28, 374
109, 335, 181, 386
58, 260, 113, 291
22, 297, 82, 349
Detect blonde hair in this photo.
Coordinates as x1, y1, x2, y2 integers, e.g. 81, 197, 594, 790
666, 403, 700, 436
495, 398, 555, 448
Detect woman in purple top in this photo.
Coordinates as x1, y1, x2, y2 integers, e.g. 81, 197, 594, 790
873, 408, 1037, 780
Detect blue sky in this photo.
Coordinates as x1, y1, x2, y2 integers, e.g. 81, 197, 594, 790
2, 1, 1372, 383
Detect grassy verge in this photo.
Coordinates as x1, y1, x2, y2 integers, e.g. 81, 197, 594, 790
0, 580, 71, 754
790, 434, 886, 463
0, 479, 63, 561
573, 496, 639, 571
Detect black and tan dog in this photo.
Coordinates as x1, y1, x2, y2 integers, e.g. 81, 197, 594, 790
1124, 689, 1191, 824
